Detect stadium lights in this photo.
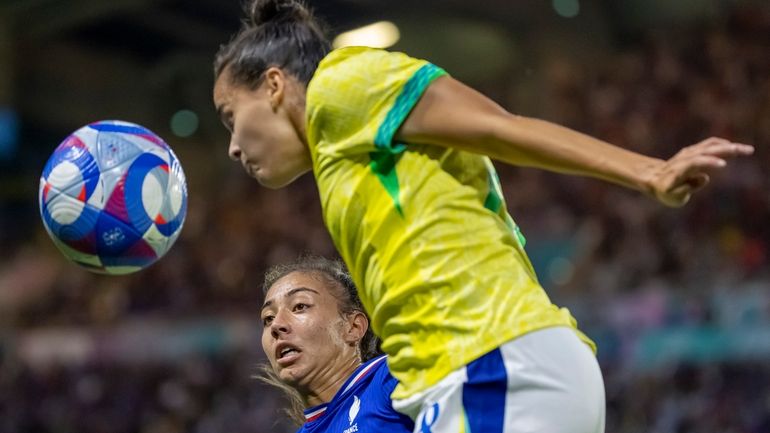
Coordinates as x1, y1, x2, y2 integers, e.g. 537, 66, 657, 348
170, 109, 199, 138
333, 21, 401, 49
552, 0, 580, 18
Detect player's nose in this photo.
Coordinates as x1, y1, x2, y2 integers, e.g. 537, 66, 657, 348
228, 139, 241, 162
270, 311, 291, 338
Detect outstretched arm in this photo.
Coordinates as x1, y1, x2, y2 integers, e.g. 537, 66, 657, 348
396, 76, 754, 207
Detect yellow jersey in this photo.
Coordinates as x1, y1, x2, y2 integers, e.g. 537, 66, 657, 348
305, 46, 595, 399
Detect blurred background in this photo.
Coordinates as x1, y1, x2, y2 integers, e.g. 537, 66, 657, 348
1, 0, 769, 432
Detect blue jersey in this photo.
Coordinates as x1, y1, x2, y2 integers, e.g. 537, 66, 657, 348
298, 356, 414, 433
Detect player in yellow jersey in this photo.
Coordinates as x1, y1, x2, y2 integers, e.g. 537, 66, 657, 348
212, 1, 755, 432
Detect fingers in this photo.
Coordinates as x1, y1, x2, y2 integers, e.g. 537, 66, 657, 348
674, 154, 730, 173
656, 156, 720, 207
662, 173, 709, 207
685, 172, 710, 193
655, 137, 753, 208
683, 137, 754, 159
672, 139, 753, 173
662, 183, 692, 208
699, 142, 754, 159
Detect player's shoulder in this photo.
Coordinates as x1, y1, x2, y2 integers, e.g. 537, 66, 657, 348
347, 355, 391, 390
317, 46, 411, 72
363, 355, 399, 397
368, 354, 393, 379
309, 47, 417, 93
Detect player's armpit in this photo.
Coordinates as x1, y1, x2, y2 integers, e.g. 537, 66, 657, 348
395, 76, 509, 155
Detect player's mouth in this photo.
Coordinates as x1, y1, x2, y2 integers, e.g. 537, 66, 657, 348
248, 164, 265, 180
275, 343, 301, 365
242, 161, 255, 176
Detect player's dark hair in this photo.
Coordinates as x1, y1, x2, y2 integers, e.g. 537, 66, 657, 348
257, 255, 382, 426
214, 0, 331, 88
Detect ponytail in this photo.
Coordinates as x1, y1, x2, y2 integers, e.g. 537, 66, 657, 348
214, 0, 331, 87
248, 0, 311, 26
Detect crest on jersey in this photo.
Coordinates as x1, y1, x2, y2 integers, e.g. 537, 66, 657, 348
349, 395, 360, 425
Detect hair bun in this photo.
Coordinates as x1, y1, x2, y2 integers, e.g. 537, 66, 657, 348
248, 0, 310, 26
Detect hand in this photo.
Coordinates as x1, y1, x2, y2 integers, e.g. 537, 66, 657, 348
645, 137, 754, 207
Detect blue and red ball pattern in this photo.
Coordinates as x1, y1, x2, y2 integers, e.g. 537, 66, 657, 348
39, 120, 187, 274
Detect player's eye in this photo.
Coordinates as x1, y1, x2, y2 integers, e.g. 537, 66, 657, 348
219, 112, 233, 132
222, 117, 233, 133
262, 315, 274, 326
293, 303, 309, 312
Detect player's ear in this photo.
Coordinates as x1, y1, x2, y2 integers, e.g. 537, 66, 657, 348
344, 311, 369, 345
264, 67, 285, 110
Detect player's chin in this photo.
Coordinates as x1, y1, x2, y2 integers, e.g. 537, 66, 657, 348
251, 167, 279, 188
255, 168, 303, 189
277, 366, 305, 385
256, 175, 289, 189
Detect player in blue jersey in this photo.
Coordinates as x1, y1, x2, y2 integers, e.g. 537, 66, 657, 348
259, 256, 414, 432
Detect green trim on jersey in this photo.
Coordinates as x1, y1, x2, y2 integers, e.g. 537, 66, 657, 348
483, 160, 527, 247
369, 151, 404, 216
483, 170, 503, 213
513, 223, 526, 247
371, 63, 447, 215
374, 63, 447, 152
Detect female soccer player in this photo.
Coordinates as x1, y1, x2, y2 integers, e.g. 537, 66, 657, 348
213, 1, 755, 432
260, 256, 414, 432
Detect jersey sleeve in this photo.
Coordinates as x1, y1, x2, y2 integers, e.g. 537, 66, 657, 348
305, 47, 447, 158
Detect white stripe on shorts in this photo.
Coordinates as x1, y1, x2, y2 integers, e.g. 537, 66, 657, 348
392, 326, 606, 433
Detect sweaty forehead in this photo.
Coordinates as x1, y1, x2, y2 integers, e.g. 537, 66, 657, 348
266, 272, 340, 302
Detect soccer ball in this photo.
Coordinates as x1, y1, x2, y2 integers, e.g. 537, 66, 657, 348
39, 120, 188, 275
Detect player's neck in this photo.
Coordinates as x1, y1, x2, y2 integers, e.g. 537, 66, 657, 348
303, 355, 361, 408
289, 96, 308, 148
